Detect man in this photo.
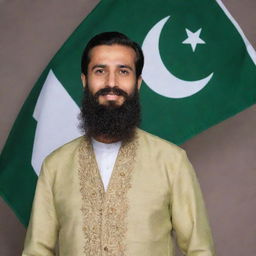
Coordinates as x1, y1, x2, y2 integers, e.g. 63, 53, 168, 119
22, 32, 215, 256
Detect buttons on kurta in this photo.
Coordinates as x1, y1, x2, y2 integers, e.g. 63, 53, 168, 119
103, 246, 108, 251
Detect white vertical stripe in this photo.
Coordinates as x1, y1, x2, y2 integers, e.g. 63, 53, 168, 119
216, 0, 256, 65
32, 70, 81, 175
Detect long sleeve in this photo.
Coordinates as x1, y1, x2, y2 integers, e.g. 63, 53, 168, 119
171, 150, 215, 256
22, 160, 59, 256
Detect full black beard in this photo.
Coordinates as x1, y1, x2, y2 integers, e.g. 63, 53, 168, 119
79, 85, 141, 142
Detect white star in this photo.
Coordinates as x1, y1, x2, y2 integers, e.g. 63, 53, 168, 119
182, 28, 205, 52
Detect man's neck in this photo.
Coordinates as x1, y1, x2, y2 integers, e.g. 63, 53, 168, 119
92, 135, 121, 144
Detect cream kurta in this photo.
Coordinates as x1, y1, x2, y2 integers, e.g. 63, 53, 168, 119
22, 129, 215, 256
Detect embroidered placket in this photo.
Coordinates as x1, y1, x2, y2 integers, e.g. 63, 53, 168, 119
78, 135, 138, 256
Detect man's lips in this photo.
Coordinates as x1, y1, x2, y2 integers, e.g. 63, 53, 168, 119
94, 87, 128, 99
102, 93, 120, 101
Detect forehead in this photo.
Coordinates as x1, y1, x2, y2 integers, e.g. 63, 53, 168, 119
88, 44, 136, 66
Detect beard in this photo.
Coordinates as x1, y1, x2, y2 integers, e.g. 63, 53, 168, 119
79, 84, 141, 142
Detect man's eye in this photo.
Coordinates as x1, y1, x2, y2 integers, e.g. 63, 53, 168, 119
120, 69, 129, 75
95, 69, 104, 74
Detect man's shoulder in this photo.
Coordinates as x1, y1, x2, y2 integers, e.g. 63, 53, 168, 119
137, 128, 185, 154
136, 129, 190, 169
44, 136, 84, 164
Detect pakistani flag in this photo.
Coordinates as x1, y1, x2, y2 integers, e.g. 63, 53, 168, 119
0, 0, 256, 226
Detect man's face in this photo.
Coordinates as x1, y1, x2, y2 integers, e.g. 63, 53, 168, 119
81, 44, 142, 106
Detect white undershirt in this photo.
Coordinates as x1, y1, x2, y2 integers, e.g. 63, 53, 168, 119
92, 138, 121, 191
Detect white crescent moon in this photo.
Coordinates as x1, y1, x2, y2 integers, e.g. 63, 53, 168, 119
142, 16, 214, 98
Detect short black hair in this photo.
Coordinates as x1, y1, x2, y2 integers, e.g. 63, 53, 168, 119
81, 32, 144, 78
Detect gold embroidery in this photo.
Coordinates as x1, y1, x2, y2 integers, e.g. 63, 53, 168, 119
78, 137, 104, 255
78, 134, 138, 256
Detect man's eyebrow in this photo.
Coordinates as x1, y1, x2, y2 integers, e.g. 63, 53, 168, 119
91, 64, 106, 70
91, 64, 134, 71
118, 64, 134, 71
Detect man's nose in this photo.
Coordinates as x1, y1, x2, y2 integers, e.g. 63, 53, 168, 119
107, 71, 117, 87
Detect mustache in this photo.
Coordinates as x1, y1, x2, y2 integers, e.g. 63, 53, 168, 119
94, 86, 129, 99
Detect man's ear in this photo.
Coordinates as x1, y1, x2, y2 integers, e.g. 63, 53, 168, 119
81, 73, 86, 88
137, 76, 143, 90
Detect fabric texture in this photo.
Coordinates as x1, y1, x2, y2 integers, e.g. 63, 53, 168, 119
22, 128, 215, 256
